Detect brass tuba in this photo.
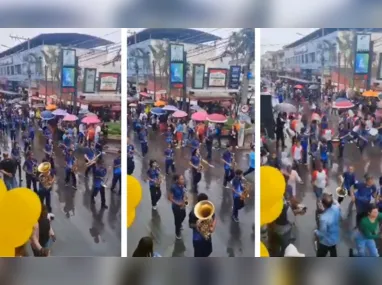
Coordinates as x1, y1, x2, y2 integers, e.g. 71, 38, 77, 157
335, 177, 347, 198
194, 200, 215, 240
38, 162, 55, 189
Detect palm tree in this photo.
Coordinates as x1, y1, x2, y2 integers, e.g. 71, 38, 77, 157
128, 47, 150, 81
337, 31, 355, 87
149, 42, 169, 87
41, 46, 60, 81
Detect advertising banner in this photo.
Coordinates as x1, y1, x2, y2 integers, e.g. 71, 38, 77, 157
356, 34, 371, 52
378, 53, 382, 80
354, 53, 369, 74
99, 72, 120, 92
169, 43, 185, 88
83, 68, 97, 93
62, 49, 76, 67
170, 44, 184, 62
228, 66, 241, 89
207, 68, 228, 87
61, 67, 76, 88
170, 63, 184, 84
192, 64, 205, 89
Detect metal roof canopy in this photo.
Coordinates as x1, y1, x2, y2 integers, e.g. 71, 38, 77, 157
128, 28, 222, 45
284, 28, 382, 49
278, 75, 315, 84
0, 89, 22, 96
0, 33, 114, 58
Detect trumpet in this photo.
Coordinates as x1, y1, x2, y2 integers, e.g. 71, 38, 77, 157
194, 200, 215, 240
38, 162, 55, 189
335, 177, 348, 198
86, 152, 102, 167
241, 180, 251, 200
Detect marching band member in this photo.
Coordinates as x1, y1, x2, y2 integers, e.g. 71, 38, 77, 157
318, 139, 329, 169
0, 152, 17, 190
231, 169, 245, 222
91, 158, 108, 209
139, 128, 149, 157
189, 148, 203, 192
222, 144, 235, 188
44, 139, 55, 170
127, 139, 135, 175
338, 123, 349, 159
22, 129, 31, 153
291, 140, 303, 173
84, 143, 97, 177
243, 143, 255, 176
164, 143, 176, 175
11, 141, 22, 182
38, 162, 55, 215
311, 162, 328, 200
23, 151, 38, 192
352, 174, 377, 226
111, 150, 121, 194
146, 160, 162, 210
188, 193, 216, 257
338, 165, 356, 204
169, 174, 187, 239
65, 148, 77, 189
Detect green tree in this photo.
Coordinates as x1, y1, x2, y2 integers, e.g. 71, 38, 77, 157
149, 42, 169, 87
337, 31, 355, 87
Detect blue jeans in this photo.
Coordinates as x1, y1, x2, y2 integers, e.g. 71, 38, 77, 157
313, 186, 324, 199
4, 176, 17, 190
354, 231, 379, 257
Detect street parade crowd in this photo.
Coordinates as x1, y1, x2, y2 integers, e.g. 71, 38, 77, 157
1, 97, 121, 257
128, 99, 255, 257
261, 79, 382, 257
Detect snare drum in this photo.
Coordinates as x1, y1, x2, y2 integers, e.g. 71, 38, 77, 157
332, 138, 340, 148
368, 128, 378, 142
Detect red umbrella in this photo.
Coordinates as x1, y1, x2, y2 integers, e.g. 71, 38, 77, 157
332, 100, 354, 109
63, 114, 78, 122
294, 85, 303, 89
207, 113, 228, 123
82, 116, 100, 124
191, 111, 207, 121
311, 113, 321, 122
172, 110, 187, 118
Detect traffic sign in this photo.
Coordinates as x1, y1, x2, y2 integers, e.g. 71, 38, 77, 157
241, 104, 249, 113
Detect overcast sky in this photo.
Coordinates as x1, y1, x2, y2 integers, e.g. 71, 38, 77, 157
261, 28, 318, 54
0, 28, 120, 50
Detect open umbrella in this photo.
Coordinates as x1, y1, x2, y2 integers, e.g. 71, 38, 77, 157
139, 100, 154, 105
191, 111, 208, 121
362, 90, 379, 97
151, 107, 166, 115
79, 109, 89, 114
129, 103, 137, 107
63, 114, 78, 121
52, 109, 67, 116
311, 113, 321, 122
294, 85, 304, 89
19, 100, 28, 105
190, 105, 202, 111
308, 84, 319, 90
163, 105, 178, 111
333, 99, 354, 109
85, 112, 97, 117
274, 103, 297, 113
173, 110, 187, 118
82, 116, 100, 124
154, 100, 166, 107
45, 104, 57, 111
33, 103, 45, 108
207, 113, 227, 123
41, 110, 55, 121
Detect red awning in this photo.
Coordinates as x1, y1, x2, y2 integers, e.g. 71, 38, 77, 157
140, 92, 150, 98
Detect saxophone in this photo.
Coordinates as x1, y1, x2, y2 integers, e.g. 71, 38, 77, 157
241, 180, 250, 200
155, 168, 164, 187
183, 186, 189, 206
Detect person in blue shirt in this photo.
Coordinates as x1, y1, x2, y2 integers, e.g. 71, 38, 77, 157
352, 175, 377, 226
43, 126, 52, 142
164, 126, 174, 145
309, 139, 319, 170
215, 124, 222, 149
221, 145, 235, 188
38, 162, 56, 215
11, 141, 22, 183
44, 139, 55, 170
139, 128, 148, 157
28, 124, 35, 144
92, 159, 108, 209
300, 127, 309, 165
231, 169, 245, 222
9, 120, 16, 141
64, 148, 77, 189
319, 139, 329, 169
146, 160, 162, 210
188, 192, 216, 257
338, 165, 356, 204
164, 143, 176, 175
127, 140, 135, 175
338, 123, 349, 159
243, 143, 255, 176
84, 143, 97, 178
22, 129, 31, 153
189, 148, 203, 192
23, 151, 38, 192
314, 193, 341, 257
111, 150, 121, 194
357, 123, 368, 154
190, 135, 200, 155
169, 174, 187, 239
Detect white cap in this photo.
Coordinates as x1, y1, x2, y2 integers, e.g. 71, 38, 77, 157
284, 244, 305, 257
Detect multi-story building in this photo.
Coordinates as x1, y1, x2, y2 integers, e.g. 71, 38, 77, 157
0, 33, 121, 104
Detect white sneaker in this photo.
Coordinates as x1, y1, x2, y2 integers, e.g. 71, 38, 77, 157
152, 206, 157, 210
175, 235, 182, 240
48, 213, 55, 220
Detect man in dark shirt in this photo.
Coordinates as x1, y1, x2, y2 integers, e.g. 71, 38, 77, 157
0, 152, 17, 190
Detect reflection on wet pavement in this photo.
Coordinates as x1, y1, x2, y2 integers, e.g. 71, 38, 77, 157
6, 129, 121, 256
127, 129, 255, 257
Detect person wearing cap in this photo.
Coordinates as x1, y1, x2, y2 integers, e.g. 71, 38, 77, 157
0, 152, 17, 190
314, 193, 341, 257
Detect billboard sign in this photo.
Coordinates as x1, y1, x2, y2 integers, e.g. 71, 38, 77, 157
356, 34, 371, 52
354, 53, 370, 75
207, 68, 228, 87
228, 65, 241, 89
99, 72, 120, 92
83, 68, 97, 93
192, 64, 205, 89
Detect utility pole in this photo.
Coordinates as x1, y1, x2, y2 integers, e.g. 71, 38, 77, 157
45, 65, 48, 104
134, 32, 139, 94
182, 51, 187, 111
152, 60, 156, 99
10, 35, 31, 96
166, 39, 170, 100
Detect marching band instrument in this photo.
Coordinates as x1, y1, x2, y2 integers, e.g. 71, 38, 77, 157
71, 159, 78, 173
335, 176, 348, 198
32, 159, 38, 177
197, 164, 204, 172
241, 180, 250, 200
38, 162, 55, 189
194, 200, 215, 240
95, 166, 108, 188
231, 153, 237, 170
155, 167, 165, 187
183, 186, 189, 207
85, 152, 103, 167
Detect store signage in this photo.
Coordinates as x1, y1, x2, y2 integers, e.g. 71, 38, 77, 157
192, 64, 205, 89
207, 68, 228, 87
356, 34, 371, 52
228, 65, 241, 89
83, 68, 97, 93
169, 44, 185, 88
99, 72, 120, 92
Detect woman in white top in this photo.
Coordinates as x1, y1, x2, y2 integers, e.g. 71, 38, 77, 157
284, 165, 303, 197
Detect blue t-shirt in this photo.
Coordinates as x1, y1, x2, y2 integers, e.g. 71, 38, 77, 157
189, 209, 215, 241
164, 148, 174, 161
94, 166, 107, 188
23, 158, 37, 173
320, 144, 328, 161
147, 168, 159, 187
342, 172, 356, 190
190, 139, 200, 152
45, 143, 52, 153
231, 176, 244, 199
176, 124, 183, 133
354, 182, 376, 212
85, 148, 95, 160
170, 184, 184, 207
11, 147, 21, 160
113, 157, 121, 174
139, 131, 147, 143
65, 155, 76, 169
191, 155, 200, 169
222, 150, 232, 170
127, 144, 135, 159
249, 151, 255, 168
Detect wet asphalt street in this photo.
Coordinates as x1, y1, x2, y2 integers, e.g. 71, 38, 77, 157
127, 128, 255, 257
3, 128, 121, 256
269, 97, 382, 257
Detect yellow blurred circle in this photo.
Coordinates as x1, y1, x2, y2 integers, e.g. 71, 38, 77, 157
127, 175, 142, 211
260, 242, 269, 257
0, 188, 42, 234
127, 209, 136, 228
0, 226, 33, 248
261, 166, 285, 209
0, 179, 6, 202
0, 246, 14, 257
260, 199, 283, 226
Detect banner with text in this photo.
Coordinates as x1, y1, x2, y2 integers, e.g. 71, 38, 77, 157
207, 68, 228, 88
